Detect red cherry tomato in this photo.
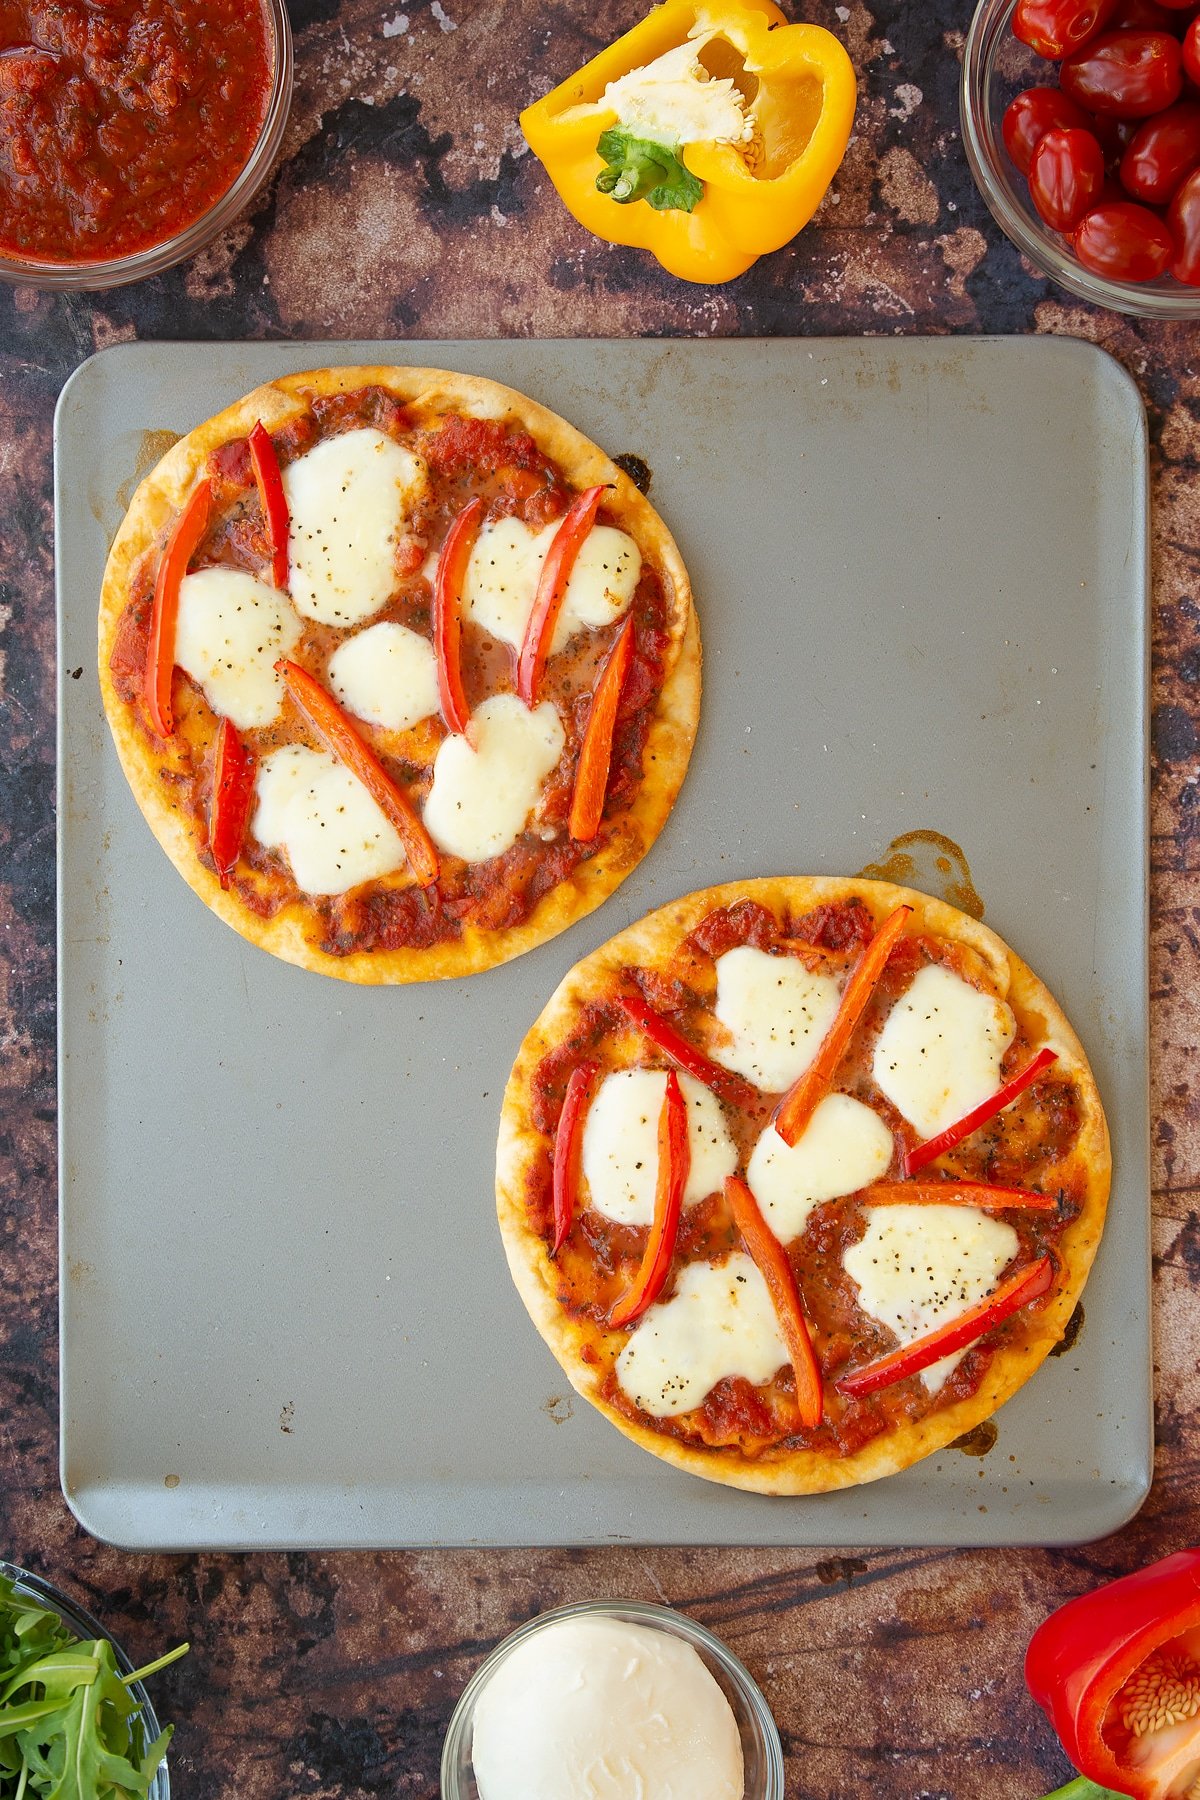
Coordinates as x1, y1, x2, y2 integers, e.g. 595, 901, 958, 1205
1107, 0, 1181, 27
1061, 29, 1184, 115
1029, 125, 1108, 225
1087, 109, 1139, 161
1003, 85, 1094, 172
1167, 164, 1200, 280
1073, 197, 1176, 273
1013, 0, 1120, 57
1185, 15, 1200, 83
1119, 98, 1200, 198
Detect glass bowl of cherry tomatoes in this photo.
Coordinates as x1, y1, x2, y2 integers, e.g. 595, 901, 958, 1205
962, 0, 1200, 315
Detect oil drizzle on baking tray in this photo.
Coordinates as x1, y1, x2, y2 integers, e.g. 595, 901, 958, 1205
858, 829, 985, 920
114, 429, 182, 515
951, 1421, 998, 1457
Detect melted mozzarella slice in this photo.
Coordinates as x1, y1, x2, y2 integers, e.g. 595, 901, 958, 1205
746, 1096, 894, 1244
710, 946, 841, 1091
464, 515, 640, 653
283, 427, 427, 627
327, 621, 439, 732
423, 694, 564, 862
616, 1254, 787, 1419
581, 1068, 738, 1228
253, 745, 406, 895
844, 1204, 1019, 1394
873, 963, 1016, 1137
173, 567, 301, 730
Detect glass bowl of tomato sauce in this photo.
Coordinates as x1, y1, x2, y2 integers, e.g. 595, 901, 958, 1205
0, 0, 292, 290
962, 0, 1200, 317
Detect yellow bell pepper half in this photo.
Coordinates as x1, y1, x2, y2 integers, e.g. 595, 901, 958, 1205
520, 0, 857, 285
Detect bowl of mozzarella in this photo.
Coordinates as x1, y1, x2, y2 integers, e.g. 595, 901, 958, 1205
441, 1599, 784, 1800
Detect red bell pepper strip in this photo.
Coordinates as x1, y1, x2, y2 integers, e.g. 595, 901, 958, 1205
248, 421, 290, 591
516, 484, 605, 704
144, 477, 213, 738
903, 1046, 1060, 1175
276, 659, 440, 889
1026, 1549, 1200, 1800
209, 717, 258, 891
568, 614, 634, 842
836, 1254, 1054, 1399
433, 497, 482, 737
724, 1175, 823, 1429
609, 1069, 689, 1329
864, 1178, 1059, 1213
619, 994, 758, 1109
775, 905, 912, 1146
552, 1062, 597, 1256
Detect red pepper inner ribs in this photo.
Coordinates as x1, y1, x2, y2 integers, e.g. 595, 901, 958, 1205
531, 896, 1088, 1462
110, 389, 676, 953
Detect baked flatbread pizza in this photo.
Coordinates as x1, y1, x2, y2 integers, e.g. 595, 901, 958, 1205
98, 366, 699, 982
496, 877, 1110, 1494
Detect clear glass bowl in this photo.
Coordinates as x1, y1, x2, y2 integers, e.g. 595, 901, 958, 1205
0, 0, 292, 292
440, 1598, 785, 1800
961, 0, 1200, 318
0, 1562, 171, 1798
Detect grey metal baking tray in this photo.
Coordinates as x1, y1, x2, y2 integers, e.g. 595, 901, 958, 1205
56, 336, 1150, 1549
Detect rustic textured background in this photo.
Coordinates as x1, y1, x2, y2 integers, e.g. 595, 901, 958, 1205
1, 1, 1197, 1794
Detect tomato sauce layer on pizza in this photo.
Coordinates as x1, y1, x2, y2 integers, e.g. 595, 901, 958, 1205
98, 367, 700, 983
497, 877, 1111, 1495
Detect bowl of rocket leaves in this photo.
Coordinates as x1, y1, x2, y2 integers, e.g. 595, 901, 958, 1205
0, 1562, 187, 1799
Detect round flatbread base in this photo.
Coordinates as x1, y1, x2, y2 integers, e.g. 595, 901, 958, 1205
98, 365, 700, 983
496, 875, 1111, 1495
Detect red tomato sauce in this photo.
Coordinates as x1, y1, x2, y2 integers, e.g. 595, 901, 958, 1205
0, 0, 273, 263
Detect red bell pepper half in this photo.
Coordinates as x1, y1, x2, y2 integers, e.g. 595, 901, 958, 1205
1027, 1548, 1200, 1800
775, 904, 912, 1146
836, 1254, 1054, 1399
724, 1175, 823, 1429
619, 994, 758, 1109
248, 420, 290, 592
516, 485, 605, 704
552, 1062, 596, 1256
209, 717, 257, 891
434, 497, 482, 738
864, 1178, 1059, 1212
903, 1045, 1060, 1175
609, 1069, 689, 1329
144, 477, 213, 738
276, 659, 440, 889
569, 614, 634, 842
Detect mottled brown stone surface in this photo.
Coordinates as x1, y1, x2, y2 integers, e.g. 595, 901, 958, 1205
1, 1, 1198, 1795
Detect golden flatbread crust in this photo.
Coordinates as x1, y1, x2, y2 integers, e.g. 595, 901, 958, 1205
98, 365, 700, 983
496, 875, 1112, 1495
